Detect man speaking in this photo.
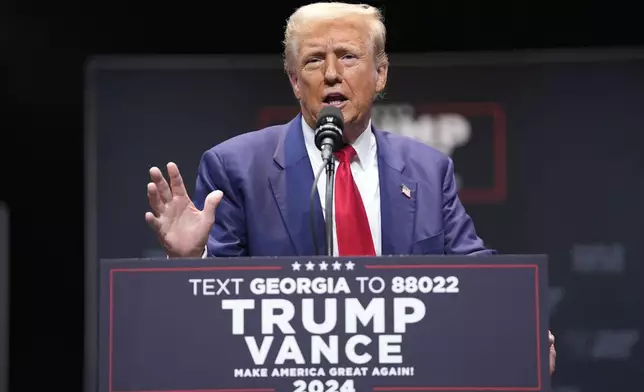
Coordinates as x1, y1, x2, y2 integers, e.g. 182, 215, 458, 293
143, 2, 555, 374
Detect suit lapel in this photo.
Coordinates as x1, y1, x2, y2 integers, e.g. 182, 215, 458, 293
268, 115, 326, 256
374, 130, 417, 255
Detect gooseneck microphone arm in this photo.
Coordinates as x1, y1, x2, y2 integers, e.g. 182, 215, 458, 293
310, 161, 326, 255
309, 155, 334, 257
323, 154, 335, 257
309, 106, 345, 257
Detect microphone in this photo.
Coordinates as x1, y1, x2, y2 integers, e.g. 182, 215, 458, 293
310, 106, 345, 257
314, 106, 345, 162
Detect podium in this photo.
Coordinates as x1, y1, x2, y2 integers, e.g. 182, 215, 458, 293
98, 255, 550, 392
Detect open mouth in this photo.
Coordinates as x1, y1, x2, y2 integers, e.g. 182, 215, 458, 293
323, 93, 348, 107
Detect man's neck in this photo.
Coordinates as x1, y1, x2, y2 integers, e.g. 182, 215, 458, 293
342, 120, 370, 144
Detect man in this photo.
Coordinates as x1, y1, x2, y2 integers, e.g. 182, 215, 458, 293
144, 2, 555, 374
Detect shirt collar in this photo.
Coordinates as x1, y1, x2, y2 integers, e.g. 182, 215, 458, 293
302, 116, 376, 169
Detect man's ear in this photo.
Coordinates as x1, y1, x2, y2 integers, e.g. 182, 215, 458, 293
288, 71, 300, 100
375, 62, 388, 94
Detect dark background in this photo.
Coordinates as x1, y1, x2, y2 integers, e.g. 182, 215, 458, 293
3, 1, 644, 391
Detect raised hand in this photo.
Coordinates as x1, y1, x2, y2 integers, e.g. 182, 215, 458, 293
145, 162, 223, 258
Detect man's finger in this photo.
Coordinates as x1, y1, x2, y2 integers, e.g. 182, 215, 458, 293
202, 190, 224, 222
145, 212, 162, 233
167, 162, 187, 198
549, 345, 556, 375
150, 166, 173, 203
147, 183, 165, 215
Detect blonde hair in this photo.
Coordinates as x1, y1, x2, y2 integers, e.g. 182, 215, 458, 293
283, 2, 388, 74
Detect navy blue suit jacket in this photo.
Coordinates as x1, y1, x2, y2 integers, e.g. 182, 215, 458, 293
193, 114, 494, 257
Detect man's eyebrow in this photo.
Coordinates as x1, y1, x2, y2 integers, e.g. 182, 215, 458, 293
301, 43, 363, 55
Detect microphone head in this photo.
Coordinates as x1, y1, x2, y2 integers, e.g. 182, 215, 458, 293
316, 106, 345, 130
314, 106, 345, 152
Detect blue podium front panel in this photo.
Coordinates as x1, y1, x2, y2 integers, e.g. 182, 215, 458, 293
99, 255, 549, 392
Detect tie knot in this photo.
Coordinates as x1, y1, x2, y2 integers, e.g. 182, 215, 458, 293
334, 145, 357, 163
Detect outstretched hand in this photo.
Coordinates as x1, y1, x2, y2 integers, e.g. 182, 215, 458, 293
145, 162, 223, 258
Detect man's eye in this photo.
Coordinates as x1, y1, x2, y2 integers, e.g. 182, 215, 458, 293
342, 54, 358, 60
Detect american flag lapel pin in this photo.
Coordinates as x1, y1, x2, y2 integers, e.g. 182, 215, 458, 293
401, 184, 411, 198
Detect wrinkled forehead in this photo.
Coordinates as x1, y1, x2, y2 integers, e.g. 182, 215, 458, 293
296, 18, 372, 55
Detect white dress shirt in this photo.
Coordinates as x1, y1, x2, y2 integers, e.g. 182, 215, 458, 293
301, 120, 382, 256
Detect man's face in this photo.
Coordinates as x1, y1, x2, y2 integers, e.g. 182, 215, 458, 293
288, 17, 388, 135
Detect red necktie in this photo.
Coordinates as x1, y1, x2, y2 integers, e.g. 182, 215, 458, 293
334, 145, 376, 256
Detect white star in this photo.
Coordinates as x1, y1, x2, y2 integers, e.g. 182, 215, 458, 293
291, 261, 301, 271
345, 261, 355, 270
319, 261, 328, 271
332, 261, 342, 271
306, 261, 315, 271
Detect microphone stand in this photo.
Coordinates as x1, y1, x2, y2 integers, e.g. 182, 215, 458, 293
310, 154, 336, 257
310, 110, 343, 257
323, 156, 335, 257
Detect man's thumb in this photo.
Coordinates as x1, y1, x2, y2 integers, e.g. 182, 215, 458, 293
203, 190, 224, 219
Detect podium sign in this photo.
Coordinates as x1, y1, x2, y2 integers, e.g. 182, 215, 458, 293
99, 255, 550, 392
